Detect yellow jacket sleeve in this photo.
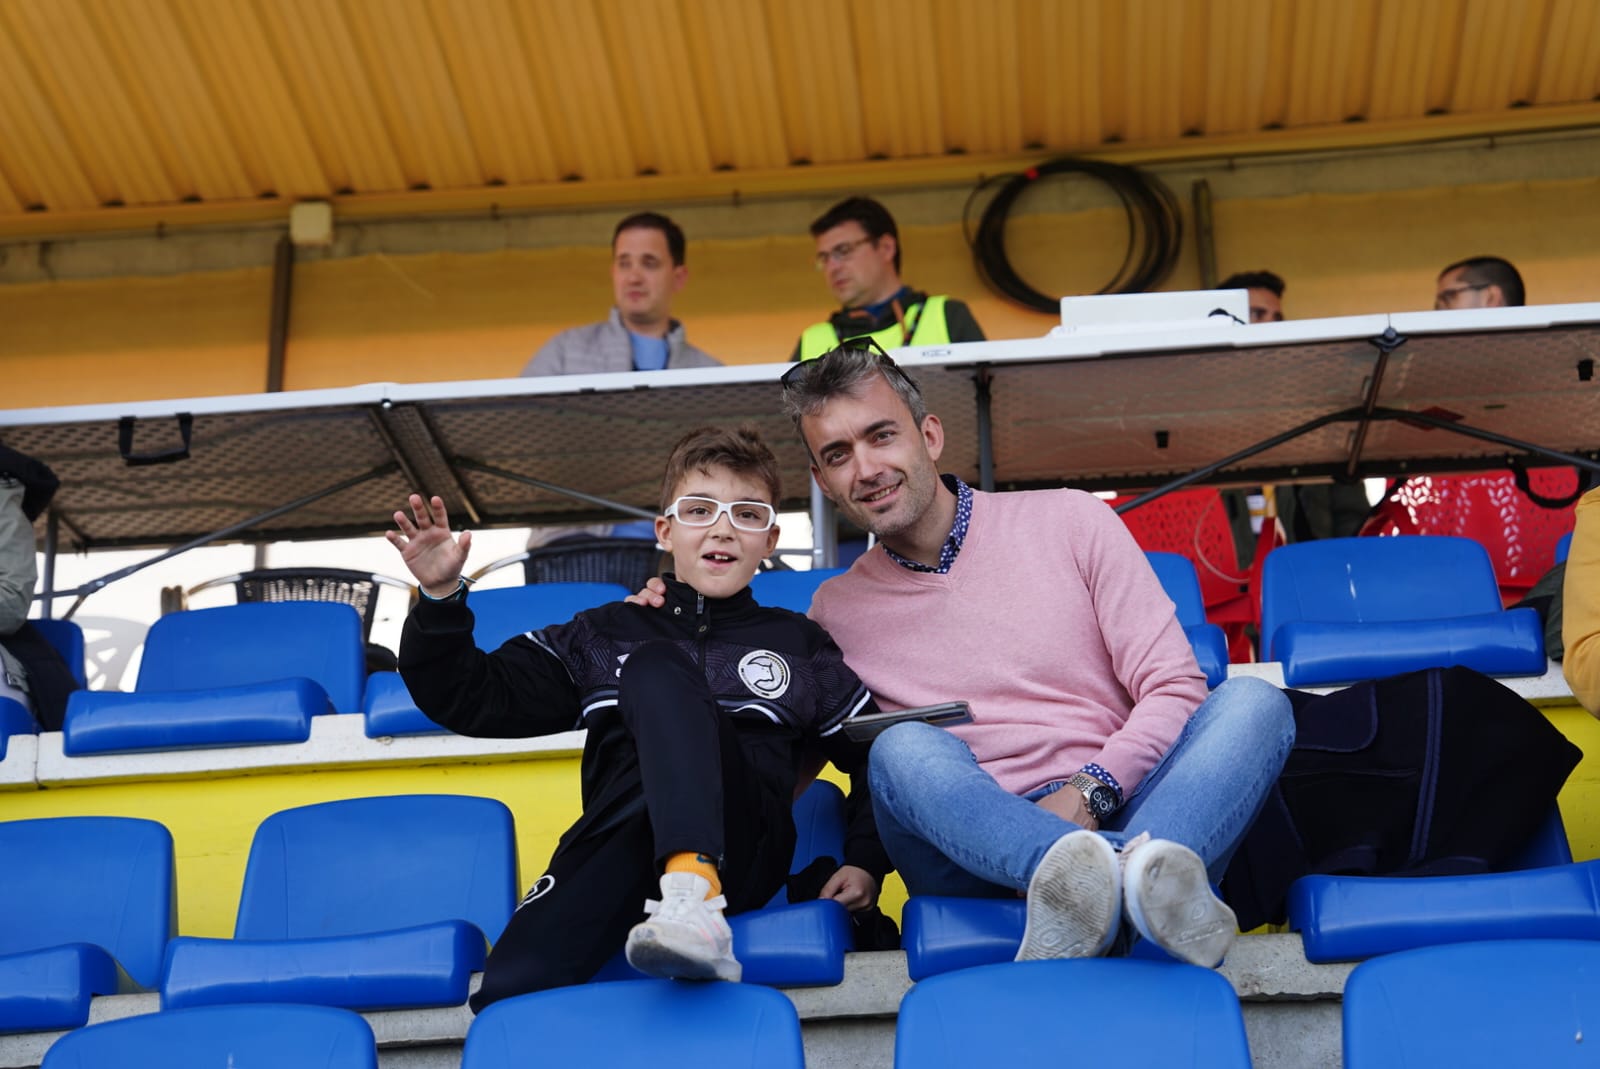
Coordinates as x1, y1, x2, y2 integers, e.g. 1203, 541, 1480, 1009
1562, 487, 1600, 716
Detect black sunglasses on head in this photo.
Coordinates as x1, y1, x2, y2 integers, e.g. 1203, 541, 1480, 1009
779, 336, 896, 387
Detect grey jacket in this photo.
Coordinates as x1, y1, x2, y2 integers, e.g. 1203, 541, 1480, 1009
521, 308, 720, 377
0, 479, 34, 637
0, 479, 35, 694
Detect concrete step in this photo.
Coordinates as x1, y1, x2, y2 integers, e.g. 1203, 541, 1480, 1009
0, 932, 1352, 1069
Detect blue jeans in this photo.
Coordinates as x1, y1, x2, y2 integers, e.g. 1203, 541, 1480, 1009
869, 676, 1295, 896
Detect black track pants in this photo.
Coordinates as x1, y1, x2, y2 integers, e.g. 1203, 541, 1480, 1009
470, 641, 794, 1010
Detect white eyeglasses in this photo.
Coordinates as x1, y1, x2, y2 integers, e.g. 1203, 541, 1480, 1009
665, 496, 776, 532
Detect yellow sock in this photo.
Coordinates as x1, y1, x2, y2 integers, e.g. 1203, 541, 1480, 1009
665, 852, 722, 898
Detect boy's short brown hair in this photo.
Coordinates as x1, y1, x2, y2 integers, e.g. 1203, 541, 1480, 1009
658, 425, 783, 512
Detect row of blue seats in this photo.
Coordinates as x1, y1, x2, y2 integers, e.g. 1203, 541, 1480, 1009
3, 783, 1586, 1035
0, 554, 1217, 755
15, 534, 1538, 758
38, 938, 1600, 1067
1, 581, 629, 756
0, 785, 855, 1035
764, 536, 1549, 690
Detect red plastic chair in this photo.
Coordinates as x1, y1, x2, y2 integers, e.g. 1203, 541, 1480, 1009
1360, 469, 1580, 604
1112, 488, 1277, 662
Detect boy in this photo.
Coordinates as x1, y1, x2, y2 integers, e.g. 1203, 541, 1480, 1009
387, 426, 888, 1011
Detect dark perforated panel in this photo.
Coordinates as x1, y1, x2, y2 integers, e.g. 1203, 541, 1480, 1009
423, 365, 981, 524
7, 407, 412, 548
985, 339, 1379, 485
5, 308, 1597, 550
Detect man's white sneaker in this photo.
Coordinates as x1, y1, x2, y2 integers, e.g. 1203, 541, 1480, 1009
1120, 835, 1237, 968
625, 872, 742, 982
1015, 830, 1121, 961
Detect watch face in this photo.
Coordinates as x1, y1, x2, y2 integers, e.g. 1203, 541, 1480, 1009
1072, 775, 1116, 818
1088, 788, 1116, 818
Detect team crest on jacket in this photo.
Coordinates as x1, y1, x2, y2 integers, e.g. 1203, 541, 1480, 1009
738, 650, 791, 699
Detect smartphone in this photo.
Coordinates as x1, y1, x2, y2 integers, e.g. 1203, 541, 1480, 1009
841, 700, 973, 744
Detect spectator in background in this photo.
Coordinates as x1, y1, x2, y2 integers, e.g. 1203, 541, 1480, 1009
522, 212, 718, 546
0, 443, 75, 730
1563, 487, 1600, 715
1218, 270, 1285, 324
1435, 255, 1525, 310
793, 197, 985, 361
1215, 272, 1369, 546
522, 212, 720, 376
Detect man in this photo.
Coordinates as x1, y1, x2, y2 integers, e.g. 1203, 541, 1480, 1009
1217, 270, 1285, 324
1434, 255, 1525, 310
778, 342, 1294, 967
0, 443, 75, 730
1216, 270, 1369, 544
522, 212, 718, 546
522, 212, 720, 376
792, 197, 986, 361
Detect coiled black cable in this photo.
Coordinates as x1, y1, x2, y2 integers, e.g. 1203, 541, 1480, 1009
964, 157, 1184, 313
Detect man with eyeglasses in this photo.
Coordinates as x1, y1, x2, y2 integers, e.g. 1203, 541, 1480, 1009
792, 196, 986, 362
1434, 255, 1525, 311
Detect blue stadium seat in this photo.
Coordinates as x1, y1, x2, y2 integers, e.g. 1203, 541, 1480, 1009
592, 780, 853, 986
901, 896, 1028, 980
40, 1002, 378, 1068
470, 582, 630, 651
361, 670, 442, 738
1343, 939, 1600, 1067
895, 959, 1252, 1067
63, 602, 366, 754
463, 980, 804, 1069
1290, 855, 1600, 963
1145, 551, 1230, 687
0, 696, 35, 759
31, 618, 86, 687
899, 895, 1176, 980
361, 581, 628, 737
1260, 536, 1546, 686
0, 816, 174, 1033
161, 794, 517, 1012
748, 568, 846, 614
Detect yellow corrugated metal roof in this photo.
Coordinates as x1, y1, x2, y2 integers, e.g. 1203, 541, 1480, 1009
0, 0, 1596, 236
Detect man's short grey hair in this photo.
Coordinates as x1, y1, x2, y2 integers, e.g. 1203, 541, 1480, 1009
781, 343, 929, 440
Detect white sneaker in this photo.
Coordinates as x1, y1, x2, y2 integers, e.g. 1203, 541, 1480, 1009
1015, 830, 1121, 961
1120, 834, 1237, 968
625, 872, 742, 982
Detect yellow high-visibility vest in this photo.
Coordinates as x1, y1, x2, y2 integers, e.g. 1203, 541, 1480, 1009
797, 295, 951, 361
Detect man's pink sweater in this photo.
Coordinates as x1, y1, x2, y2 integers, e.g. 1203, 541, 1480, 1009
810, 488, 1207, 797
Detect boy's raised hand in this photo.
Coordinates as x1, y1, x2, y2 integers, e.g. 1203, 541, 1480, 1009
387, 493, 472, 599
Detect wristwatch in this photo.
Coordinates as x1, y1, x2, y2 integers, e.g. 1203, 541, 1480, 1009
1067, 772, 1119, 821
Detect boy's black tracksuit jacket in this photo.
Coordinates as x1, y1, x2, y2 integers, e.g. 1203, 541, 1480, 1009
398, 575, 891, 998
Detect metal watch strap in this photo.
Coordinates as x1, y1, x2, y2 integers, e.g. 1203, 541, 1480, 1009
1068, 772, 1118, 819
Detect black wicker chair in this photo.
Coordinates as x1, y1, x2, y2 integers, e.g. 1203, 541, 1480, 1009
181, 568, 413, 672
471, 537, 667, 592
